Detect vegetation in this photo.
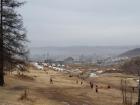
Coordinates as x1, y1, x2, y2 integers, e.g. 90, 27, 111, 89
0, 0, 28, 86
121, 57, 140, 105
121, 57, 140, 75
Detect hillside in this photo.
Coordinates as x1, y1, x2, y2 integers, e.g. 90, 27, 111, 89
0, 68, 138, 105
119, 48, 140, 58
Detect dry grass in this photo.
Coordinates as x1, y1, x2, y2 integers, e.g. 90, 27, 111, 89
0, 68, 138, 105
14, 74, 35, 82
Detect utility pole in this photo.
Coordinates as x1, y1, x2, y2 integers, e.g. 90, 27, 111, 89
0, 0, 4, 86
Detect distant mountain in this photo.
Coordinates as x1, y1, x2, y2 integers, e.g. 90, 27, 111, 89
119, 48, 140, 58
29, 46, 140, 61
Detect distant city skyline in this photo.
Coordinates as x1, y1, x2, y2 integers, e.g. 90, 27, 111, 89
20, 0, 140, 47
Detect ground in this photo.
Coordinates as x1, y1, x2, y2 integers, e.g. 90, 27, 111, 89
0, 68, 138, 105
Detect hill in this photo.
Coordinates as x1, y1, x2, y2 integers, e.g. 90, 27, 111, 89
29, 46, 138, 61
119, 48, 140, 58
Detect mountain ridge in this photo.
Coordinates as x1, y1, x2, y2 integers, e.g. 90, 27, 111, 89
119, 48, 140, 58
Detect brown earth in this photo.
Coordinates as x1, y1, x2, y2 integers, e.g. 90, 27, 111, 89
0, 68, 138, 105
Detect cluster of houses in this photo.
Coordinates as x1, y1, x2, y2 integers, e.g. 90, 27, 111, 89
96, 56, 129, 66
30, 61, 66, 72
84, 67, 118, 78
30, 59, 119, 79
48, 65, 65, 72
31, 62, 46, 70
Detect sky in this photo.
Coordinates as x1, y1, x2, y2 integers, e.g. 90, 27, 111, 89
20, 0, 140, 47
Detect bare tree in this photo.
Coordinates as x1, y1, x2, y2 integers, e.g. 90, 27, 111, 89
121, 57, 140, 105
121, 79, 133, 105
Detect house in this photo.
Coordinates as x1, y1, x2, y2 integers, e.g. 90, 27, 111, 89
31, 62, 44, 70
89, 73, 98, 77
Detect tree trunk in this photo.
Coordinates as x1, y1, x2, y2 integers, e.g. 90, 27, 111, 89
0, 0, 4, 86
0, 69, 4, 86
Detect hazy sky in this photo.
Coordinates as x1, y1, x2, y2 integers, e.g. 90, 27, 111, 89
20, 0, 140, 47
